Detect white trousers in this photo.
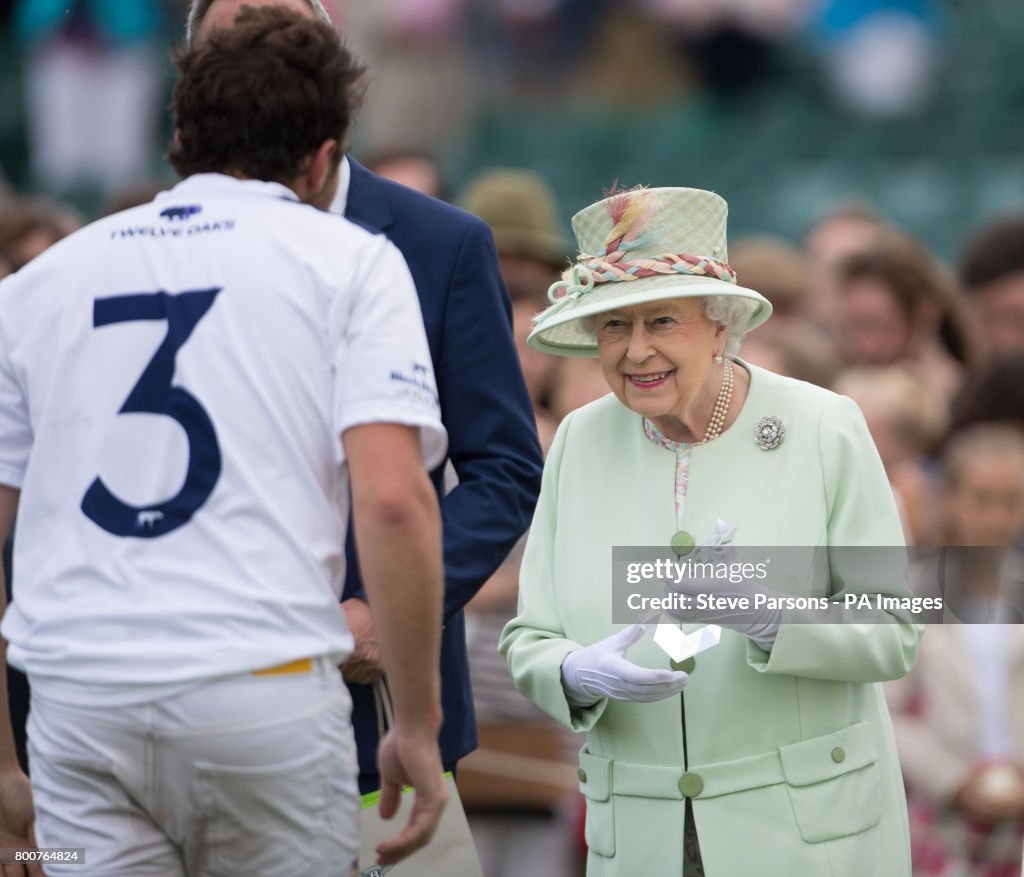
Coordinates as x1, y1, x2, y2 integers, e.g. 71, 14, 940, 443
27, 659, 359, 876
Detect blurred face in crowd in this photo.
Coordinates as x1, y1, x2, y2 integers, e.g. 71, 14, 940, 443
974, 274, 1024, 358
198, 0, 316, 37
502, 255, 561, 405
946, 453, 1024, 547
370, 157, 444, 200
804, 213, 883, 329
836, 277, 913, 366
596, 297, 725, 439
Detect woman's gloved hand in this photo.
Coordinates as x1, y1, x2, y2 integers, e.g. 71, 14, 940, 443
560, 623, 689, 707
663, 520, 781, 651
664, 575, 782, 651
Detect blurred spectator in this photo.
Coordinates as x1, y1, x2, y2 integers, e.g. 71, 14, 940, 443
835, 366, 947, 544
477, 0, 617, 99
730, 234, 841, 385
742, 325, 840, 387
886, 426, 1024, 877
343, 1, 476, 156
647, 0, 812, 98
803, 201, 886, 332
457, 167, 581, 876
834, 234, 978, 400
731, 234, 811, 327
0, 196, 80, 272
361, 149, 448, 200
942, 426, 1024, 549
952, 354, 1024, 436
959, 215, 1024, 361
460, 167, 568, 451
814, 0, 938, 116
13, 0, 167, 196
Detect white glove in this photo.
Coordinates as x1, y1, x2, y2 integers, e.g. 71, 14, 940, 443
560, 623, 690, 707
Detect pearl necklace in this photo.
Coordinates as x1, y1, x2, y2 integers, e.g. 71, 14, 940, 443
702, 358, 733, 444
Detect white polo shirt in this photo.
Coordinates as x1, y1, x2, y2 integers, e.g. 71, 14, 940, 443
0, 174, 446, 705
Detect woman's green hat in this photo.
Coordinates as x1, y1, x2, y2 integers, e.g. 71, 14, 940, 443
528, 187, 772, 357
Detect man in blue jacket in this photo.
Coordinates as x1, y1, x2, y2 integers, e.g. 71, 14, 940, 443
189, 0, 544, 793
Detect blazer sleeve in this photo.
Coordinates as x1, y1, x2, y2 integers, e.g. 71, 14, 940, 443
500, 413, 609, 733
746, 393, 923, 682
434, 220, 544, 619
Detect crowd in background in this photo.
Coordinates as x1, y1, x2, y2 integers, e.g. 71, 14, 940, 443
0, 0, 955, 204
1, 1, 1023, 876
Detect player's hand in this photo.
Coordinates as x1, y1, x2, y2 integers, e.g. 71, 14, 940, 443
340, 597, 384, 685
0, 765, 43, 877
374, 727, 448, 866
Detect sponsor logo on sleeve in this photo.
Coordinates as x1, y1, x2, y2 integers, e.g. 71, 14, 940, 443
389, 361, 439, 407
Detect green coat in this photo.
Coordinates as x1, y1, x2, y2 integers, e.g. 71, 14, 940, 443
501, 364, 920, 877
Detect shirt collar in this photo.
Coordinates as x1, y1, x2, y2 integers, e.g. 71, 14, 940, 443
329, 155, 351, 215
157, 173, 302, 203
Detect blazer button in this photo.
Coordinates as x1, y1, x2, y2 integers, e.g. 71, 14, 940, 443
678, 772, 704, 798
671, 657, 695, 673
831, 747, 846, 763
578, 768, 588, 783
671, 531, 695, 556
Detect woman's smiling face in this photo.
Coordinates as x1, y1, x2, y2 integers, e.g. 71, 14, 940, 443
595, 297, 725, 423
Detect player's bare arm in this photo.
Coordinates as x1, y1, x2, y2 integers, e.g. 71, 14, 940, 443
344, 422, 448, 865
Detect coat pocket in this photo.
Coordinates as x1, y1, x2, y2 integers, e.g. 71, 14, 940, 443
778, 721, 882, 844
578, 748, 616, 858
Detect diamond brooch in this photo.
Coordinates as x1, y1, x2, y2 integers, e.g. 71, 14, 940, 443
755, 416, 785, 450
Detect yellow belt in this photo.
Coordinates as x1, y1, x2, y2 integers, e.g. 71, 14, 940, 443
252, 658, 314, 677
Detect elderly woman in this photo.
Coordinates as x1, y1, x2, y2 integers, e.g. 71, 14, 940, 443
500, 187, 921, 876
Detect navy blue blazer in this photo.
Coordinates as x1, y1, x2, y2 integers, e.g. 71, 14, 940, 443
342, 159, 543, 779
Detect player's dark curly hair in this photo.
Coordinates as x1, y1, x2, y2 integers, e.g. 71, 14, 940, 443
169, 6, 365, 184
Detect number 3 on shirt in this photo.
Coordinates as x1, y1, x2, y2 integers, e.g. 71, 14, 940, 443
81, 289, 223, 538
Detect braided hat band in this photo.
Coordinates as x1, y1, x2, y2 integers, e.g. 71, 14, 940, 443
581, 251, 738, 285
549, 251, 737, 307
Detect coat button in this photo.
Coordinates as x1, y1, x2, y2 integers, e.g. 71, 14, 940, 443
578, 768, 587, 783
671, 657, 695, 673
678, 772, 704, 798
671, 531, 695, 556
831, 747, 845, 763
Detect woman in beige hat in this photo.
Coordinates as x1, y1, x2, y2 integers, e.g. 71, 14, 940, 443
501, 186, 921, 876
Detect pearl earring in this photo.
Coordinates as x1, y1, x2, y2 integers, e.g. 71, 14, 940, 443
714, 354, 723, 364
